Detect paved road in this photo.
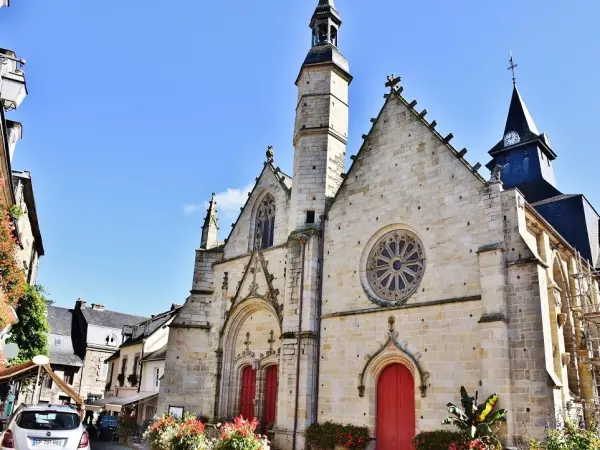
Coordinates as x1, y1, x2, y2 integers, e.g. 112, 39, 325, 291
90, 441, 132, 450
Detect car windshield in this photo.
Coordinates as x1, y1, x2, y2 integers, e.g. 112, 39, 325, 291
16, 411, 80, 430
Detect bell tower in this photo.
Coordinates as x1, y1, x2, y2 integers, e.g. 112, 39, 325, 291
289, 0, 352, 232
276, 3, 352, 449
486, 57, 561, 203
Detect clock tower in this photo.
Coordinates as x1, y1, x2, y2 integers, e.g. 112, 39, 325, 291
486, 84, 561, 203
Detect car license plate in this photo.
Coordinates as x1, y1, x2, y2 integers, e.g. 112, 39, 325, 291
31, 439, 64, 447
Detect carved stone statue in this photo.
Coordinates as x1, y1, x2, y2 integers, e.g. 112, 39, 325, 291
489, 164, 504, 183
266, 145, 274, 162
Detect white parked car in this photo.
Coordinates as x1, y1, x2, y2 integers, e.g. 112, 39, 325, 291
1, 404, 89, 450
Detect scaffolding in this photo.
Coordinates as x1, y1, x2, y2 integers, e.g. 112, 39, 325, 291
568, 251, 600, 424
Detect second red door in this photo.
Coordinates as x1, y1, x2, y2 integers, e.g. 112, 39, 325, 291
263, 365, 278, 427
240, 366, 256, 420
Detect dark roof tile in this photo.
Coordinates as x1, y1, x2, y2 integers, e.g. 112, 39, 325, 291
81, 308, 147, 329
46, 306, 73, 336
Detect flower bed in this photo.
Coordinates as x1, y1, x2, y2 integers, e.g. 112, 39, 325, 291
144, 414, 269, 450
305, 421, 370, 450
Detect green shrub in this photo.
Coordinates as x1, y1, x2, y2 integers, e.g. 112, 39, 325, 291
413, 430, 468, 450
528, 420, 600, 450
305, 421, 369, 449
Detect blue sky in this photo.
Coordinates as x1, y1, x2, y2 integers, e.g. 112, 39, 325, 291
1, 1, 599, 316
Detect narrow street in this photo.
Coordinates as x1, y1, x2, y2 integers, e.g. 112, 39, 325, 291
90, 441, 133, 450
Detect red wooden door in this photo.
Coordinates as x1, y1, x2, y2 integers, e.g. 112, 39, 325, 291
240, 366, 256, 420
263, 365, 278, 427
376, 363, 415, 450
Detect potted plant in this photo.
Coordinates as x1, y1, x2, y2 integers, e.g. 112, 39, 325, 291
442, 386, 507, 449
117, 373, 125, 387
8, 205, 22, 219
127, 373, 139, 386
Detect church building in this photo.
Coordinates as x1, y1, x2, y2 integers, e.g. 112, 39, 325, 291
157, 1, 600, 448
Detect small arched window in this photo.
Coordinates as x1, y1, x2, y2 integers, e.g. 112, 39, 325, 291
255, 193, 276, 250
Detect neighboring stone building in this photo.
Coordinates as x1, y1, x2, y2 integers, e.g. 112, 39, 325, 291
38, 305, 84, 404
100, 305, 179, 422
72, 299, 147, 400
0, 47, 26, 208
12, 170, 44, 285
158, 1, 600, 449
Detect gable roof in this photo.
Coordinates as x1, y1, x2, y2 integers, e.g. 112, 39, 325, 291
328, 77, 487, 210
222, 158, 292, 247
120, 306, 180, 348
81, 307, 147, 329
47, 306, 73, 336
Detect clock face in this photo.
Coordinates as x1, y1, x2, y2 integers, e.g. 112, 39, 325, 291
504, 131, 520, 147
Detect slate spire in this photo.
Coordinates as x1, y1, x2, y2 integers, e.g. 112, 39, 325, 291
504, 84, 540, 140
200, 193, 219, 250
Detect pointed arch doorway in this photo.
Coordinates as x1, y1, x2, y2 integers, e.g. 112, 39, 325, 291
376, 363, 415, 449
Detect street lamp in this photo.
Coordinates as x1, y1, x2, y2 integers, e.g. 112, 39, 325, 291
31, 355, 49, 405
0, 49, 27, 111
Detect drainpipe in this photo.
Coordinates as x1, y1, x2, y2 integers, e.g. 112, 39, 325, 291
292, 236, 307, 450
138, 343, 145, 394
313, 216, 326, 424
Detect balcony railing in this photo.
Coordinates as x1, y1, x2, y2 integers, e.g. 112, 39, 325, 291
0, 48, 27, 110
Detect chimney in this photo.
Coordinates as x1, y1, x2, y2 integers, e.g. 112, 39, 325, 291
76, 298, 87, 309
91, 303, 105, 311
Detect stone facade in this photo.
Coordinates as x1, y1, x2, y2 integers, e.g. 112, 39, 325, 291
79, 348, 111, 399
12, 170, 43, 285
38, 366, 83, 404
158, 2, 600, 449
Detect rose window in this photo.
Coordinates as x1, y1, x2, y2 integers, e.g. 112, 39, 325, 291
366, 230, 426, 305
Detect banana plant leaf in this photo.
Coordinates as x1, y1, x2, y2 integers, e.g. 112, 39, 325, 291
446, 404, 468, 422
476, 393, 498, 422
484, 408, 508, 425
475, 422, 493, 437
470, 425, 477, 439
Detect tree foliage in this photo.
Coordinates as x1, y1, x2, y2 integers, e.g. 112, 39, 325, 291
7, 284, 49, 364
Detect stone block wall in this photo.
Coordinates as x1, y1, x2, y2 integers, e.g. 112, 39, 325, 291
38, 366, 82, 404
80, 349, 110, 399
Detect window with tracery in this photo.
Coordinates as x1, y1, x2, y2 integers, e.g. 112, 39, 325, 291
255, 193, 276, 250
366, 230, 426, 305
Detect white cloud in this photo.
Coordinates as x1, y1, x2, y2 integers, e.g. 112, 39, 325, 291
183, 183, 254, 219
183, 204, 203, 215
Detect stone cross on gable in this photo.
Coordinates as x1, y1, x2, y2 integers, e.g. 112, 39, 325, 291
385, 74, 401, 91
244, 332, 251, 352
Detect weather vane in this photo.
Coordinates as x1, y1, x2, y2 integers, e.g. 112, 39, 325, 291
507, 51, 518, 86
